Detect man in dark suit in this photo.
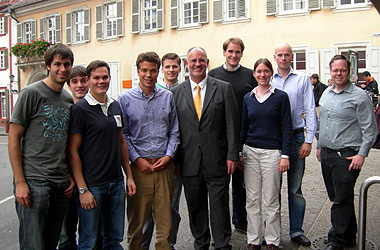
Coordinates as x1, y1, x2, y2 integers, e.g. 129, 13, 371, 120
172, 47, 240, 250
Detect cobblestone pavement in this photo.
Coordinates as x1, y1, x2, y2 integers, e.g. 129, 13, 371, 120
131, 140, 380, 250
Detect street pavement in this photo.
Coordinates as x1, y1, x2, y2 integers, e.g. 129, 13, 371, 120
0, 125, 379, 249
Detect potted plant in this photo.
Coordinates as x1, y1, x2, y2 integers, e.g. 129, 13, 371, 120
11, 39, 51, 63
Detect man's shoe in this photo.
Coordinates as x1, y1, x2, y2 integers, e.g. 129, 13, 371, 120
291, 235, 311, 246
235, 225, 247, 234
246, 244, 261, 250
266, 244, 278, 250
325, 245, 344, 250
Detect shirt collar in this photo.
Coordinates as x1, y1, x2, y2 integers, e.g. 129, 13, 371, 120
190, 76, 207, 90
274, 66, 295, 78
159, 80, 179, 90
223, 62, 241, 72
250, 84, 275, 96
137, 84, 158, 97
84, 92, 114, 105
330, 81, 353, 94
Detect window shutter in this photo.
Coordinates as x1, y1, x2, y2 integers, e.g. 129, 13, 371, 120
116, 0, 124, 37
4, 48, 8, 68
131, 0, 140, 33
170, 0, 178, 28
31, 20, 36, 41
308, 0, 321, 10
17, 23, 22, 43
237, 0, 247, 18
320, 48, 337, 84
213, 0, 223, 22
95, 5, 103, 40
4, 17, 8, 34
84, 9, 90, 42
199, 0, 208, 24
157, 0, 164, 30
322, 0, 335, 8
132, 63, 139, 88
66, 12, 72, 44
40, 18, 45, 40
367, 46, 380, 82
55, 14, 61, 43
306, 49, 319, 77
266, 0, 278, 15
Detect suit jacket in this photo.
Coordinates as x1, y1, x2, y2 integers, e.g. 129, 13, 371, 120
172, 76, 240, 177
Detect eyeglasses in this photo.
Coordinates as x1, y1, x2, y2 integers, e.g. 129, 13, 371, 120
331, 69, 348, 74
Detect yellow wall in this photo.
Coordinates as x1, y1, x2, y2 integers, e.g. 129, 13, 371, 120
15, 0, 380, 91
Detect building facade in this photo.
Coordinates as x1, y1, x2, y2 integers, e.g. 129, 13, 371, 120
2, 0, 380, 110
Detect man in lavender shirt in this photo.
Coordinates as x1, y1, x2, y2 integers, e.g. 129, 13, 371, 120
118, 51, 180, 250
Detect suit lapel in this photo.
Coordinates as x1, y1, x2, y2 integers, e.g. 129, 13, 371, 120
202, 77, 216, 116
182, 80, 198, 117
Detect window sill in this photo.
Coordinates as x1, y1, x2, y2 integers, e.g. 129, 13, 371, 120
221, 17, 251, 25
70, 41, 88, 47
332, 4, 372, 13
139, 30, 160, 36
276, 10, 310, 18
177, 23, 202, 31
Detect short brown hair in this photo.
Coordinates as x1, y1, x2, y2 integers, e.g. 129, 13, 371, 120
329, 54, 351, 70
136, 51, 161, 70
253, 58, 273, 74
223, 37, 245, 53
44, 43, 74, 69
162, 53, 181, 66
67, 65, 86, 86
86, 60, 110, 78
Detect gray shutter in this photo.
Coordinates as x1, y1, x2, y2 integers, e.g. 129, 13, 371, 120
266, 0, 278, 15
40, 18, 45, 40
237, 0, 246, 18
322, 0, 335, 8
131, 0, 140, 33
308, 0, 321, 10
55, 14, 61, 43
4, 17, 8, 34
4, 48, 8, 68
116, 0, 124, 37
213, 0, 223, 22
199, 0, 208, 24
17, 23, 21, 43
31, 20, 36, 41
95, 5, 103, 40
171, 0, 178, 28
84, 8, 90, 42
157, 0, 164, 30
66, 12, 72, 44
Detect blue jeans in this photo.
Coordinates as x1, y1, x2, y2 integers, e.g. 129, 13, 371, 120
321, 147, 360, 248
287, 131, 306, 238
58, 188, 78, 250
142, 174, 183, 249
77, 180, 126, 250
232, 168, 247, 229
14, 180, 70, 250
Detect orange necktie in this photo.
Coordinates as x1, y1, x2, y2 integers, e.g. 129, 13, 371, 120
194, 85, 202, 120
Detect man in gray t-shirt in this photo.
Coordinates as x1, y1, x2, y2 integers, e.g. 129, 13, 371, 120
8, 44, 75, 250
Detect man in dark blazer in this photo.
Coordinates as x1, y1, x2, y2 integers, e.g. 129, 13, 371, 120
172, 47, 240, 250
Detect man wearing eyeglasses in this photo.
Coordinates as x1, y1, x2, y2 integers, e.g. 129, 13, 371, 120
316, 55, 377, 250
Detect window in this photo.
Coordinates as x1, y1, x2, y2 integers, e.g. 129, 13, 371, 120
341, 49, 366, 84
213, 0, 249, 23
332, 0, 372, 10
131, 0, 163, 33
1, 92, 6, 118
96, 1, 123, 40
291, 50, 306, 73
266, 0, 320, 16
16, 20, 36, 44
283, 0, 306, 11
40, 15, 61, 44
0, 16, 8, 35
66, 8, 90, 44
170, 0, 208, 29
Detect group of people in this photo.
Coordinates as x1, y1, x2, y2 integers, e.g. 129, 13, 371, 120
8, 38, 378, 250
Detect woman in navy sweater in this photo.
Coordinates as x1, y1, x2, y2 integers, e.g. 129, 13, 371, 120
240, 58, 292, 250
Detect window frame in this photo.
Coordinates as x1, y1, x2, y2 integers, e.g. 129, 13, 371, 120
17, 20, 36, 44
171, 0, 208, 30
96, 0, 124, 41
213, 0, 250, 23
66, 7, 90, 45
40, 14, 61, 44
334, 0, 372, 12
0, 47, 8, 70
280, 0, 308, 15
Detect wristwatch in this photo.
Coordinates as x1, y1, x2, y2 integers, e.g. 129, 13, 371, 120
79, 187, 88, 195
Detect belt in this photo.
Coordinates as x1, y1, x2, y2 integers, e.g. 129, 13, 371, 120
321, 147, 357, 154
293, 127, 304, 134
143, 158, 160, 164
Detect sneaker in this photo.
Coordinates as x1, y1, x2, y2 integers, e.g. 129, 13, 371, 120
246, 244, 261, 250
266, 244, 279, 250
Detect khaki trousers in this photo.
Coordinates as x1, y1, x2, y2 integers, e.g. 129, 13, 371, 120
127, 160, 174, 250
